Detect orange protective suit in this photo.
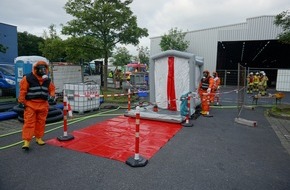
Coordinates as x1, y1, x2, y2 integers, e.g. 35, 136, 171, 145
210, 72, 221, 103
18, 61, 55, 142
198, 70, 214, 115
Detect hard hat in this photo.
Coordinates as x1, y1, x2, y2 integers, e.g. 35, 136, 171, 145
250, 72, 253, 75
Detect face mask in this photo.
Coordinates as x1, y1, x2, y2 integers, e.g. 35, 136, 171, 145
36, 65, 47, 77
203, 73, 208, 78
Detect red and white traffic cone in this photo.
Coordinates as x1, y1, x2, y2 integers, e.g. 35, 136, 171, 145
182, 95, 193, 127
57, 96, 74, 141
68, 103, 73, 117
128, 88, 131, 111
126, 106, 148, 167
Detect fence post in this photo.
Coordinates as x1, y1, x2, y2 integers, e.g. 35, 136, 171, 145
224, 70, 227, 87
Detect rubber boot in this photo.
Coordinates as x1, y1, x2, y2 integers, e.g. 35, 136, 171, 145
22, 140, 30, 150
200, 111, 206, 115
36, 138, 46, 145
203, 111, 213, 117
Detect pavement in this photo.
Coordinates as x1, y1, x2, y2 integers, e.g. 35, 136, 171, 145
265, 114, 290, 155
0, 86, 290, 190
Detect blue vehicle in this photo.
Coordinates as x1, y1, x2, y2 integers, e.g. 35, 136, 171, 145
0, 64, 16, 97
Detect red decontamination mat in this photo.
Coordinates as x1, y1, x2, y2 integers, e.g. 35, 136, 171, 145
46, 116, 182, 162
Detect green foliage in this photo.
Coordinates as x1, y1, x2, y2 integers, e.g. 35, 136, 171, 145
159, 27, 189, 51
271, 106, 290, 115
40, 24, 102, 63
18, 31, 44, 56
274, 10, 290, 44
137, 46, 150, 64
65, 36, 101, 63
62, 0, 148, 89
112, 47, 131, 68
39, 37, 67, 62
39, 24, 67, 62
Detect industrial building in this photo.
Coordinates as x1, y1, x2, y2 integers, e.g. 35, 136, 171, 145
150, 15, 290, 87
0, 23, 18, 64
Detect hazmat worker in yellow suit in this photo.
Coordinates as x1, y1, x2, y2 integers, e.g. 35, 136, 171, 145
108, 70, 113, 78
246, 72, 254, 94
18, 61, 56, 150
253, 72, 260, 92
258, 71, 268, 96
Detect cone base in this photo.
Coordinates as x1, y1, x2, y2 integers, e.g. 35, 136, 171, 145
57, 134, 74, 141
126, 156, 148, 167
182, 122, 193, 127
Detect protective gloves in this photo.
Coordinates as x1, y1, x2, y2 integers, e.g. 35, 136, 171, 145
19, 103, 25, 109
207, 88, 211, 93
48, 96, 56, 104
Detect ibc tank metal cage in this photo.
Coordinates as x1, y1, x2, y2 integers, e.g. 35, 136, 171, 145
63, 83, 101, 114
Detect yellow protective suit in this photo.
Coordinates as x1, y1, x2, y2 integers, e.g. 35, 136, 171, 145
253, 73, 260, 92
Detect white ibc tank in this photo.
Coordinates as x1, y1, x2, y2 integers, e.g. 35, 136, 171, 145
64, 83, 100, 114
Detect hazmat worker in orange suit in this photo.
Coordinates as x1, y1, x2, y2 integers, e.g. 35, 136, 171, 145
210, 71, 221, 104
18, 61, 56, 150
198, 70, 214, 116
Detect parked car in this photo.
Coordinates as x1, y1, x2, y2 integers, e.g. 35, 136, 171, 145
0, 64, 16, 97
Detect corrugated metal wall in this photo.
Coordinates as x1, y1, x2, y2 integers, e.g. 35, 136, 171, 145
150, 15, 283, 73
246, 16, 282, 40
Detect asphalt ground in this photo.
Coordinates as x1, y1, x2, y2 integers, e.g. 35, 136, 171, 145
1, 86, 290, 190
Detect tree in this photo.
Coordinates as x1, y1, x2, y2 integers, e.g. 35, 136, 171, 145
112, 47, 131, 69
137, 46, 150, 64
65, 36, 102, 63
39, 24, 67, 62
62, 0, 148, 90
18, 31, 44, 56
274, 10, 290, 44
159, 27, 189, 51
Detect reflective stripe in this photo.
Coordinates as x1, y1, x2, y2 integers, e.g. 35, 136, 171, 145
201, 77, 210, 90
29, 86, 48, 91
26, 91, 49, 96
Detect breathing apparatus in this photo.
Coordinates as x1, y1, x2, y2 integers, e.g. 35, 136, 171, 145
35, 64, 48, 80
203, 70, 209, 79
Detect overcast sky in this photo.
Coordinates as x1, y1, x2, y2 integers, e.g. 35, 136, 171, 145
0, 0, 289, 55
